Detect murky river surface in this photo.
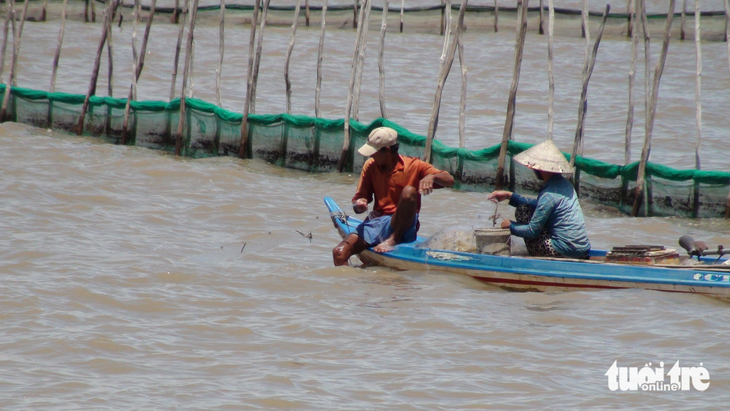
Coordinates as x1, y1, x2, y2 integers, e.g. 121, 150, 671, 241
2, 1, 730, 409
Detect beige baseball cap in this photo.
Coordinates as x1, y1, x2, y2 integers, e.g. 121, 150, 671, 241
358, 127, 398, 156
513, 140, 575, 174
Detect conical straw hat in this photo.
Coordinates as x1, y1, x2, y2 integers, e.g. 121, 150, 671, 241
513, 140, 574, 174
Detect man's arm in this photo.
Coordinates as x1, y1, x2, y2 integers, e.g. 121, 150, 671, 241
419, 171, 454, 195
352, 161, 374, 214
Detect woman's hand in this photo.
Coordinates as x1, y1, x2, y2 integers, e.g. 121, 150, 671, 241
488, 190, 512, 203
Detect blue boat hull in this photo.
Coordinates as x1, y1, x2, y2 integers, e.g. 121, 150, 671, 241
324, 197, 730, 302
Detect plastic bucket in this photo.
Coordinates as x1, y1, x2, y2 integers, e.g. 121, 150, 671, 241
474, 228, 511, 256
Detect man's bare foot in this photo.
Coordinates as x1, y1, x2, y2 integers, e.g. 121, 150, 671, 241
373, 239, 396, 253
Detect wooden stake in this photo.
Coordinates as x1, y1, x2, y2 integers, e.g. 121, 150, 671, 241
42, 0, 47, 22
494, 0, 498, 33
73, 0, 117, 134
681, 0, 686, 40
250, 0, 272, 115
495, 0, 529, 189
238, 0, 261, 159
338, 0, 369, 172
627, 0, 634, 38
580, 0, 587, 39
441, 0, 452, 64
1, 0, 30, 122
625, 1, 638, 165
314, 0, 328, 118
570, 4, 610, 195
352, 0, 372, 122
0, 2, 12, 83
692, 0, 702, 217
457, 21, 467, 149
216, 0, 225, 107
50, 0, 68, 93
170, 0, 189, 101
175, 0, 200, 156
353, 0, 358, 29
91, 0, 96, 23
172, 0, 179, 24
122, 0, 156, 145
105, 1, 117, 136
284, 0, 302, 115
572, 4, 609, 161
378, 0, 388, 119
539, 0, 544, 35
423, 0, 468, 164
399, 0, 404, 33
632, 0, 676, 217
547, 0, 554, 141
305, 0, 310, 27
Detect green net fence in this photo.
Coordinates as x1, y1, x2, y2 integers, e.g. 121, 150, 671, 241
4, 83, 730, 218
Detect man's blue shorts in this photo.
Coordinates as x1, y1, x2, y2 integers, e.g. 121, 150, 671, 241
355, 214, 419, 247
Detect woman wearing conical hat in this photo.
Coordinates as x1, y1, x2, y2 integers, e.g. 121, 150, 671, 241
487, 140, 591, 258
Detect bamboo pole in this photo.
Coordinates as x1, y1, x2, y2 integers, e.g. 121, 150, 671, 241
170, 0, 189, 101
305, 0, 310, 27
726, 0, 730, 217
105, 0, 117, 136
284, 0, 302, 115
0, 2, 12, 83
91, 0, 97, 22
399, 0, 404, 33
441, 0, 452, 64
42, 0, 47, 22
627, 0, 634, 38
172, 0, 179, 24
73, 0, 117, 134
47, 0, 69, 128
632, 0, 675, 217
440, 0, 445, 36
314, 0, 327, 118
85, 0, 89, 23
580, 0, 587, 39
353, 0, 358, 29
50, 0, 69, 93
122, 0, 155, 145
625, 0, 638, 165
640, 0, 650, 126
352, 0, 372, 122
174, 0, 200, 156
495, 0, 529, 189
337, 0, 369, 172
423, 0, 468, 164
250, 0, 272, 116
189, 40, 195, 98
378, 0, 388, 119
238, 0, 261, 159
457, 22, 467, 149
539, 0, 544, 35
570, 4, 610, 195
692, 0, 702, 217
494, 0, 498, 33
547, 0, 554, 141
681, 0, 686, 40
1, 0, 30, 122
216, 0, 225, 107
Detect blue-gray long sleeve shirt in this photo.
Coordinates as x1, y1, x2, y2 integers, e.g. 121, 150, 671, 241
508, 175, 591, 258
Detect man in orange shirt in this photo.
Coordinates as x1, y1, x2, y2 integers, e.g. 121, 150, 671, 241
332, 127, 454, 266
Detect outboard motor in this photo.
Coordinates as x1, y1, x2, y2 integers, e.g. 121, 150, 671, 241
679, 235, 708, 259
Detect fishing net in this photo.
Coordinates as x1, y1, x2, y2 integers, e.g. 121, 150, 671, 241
3, 83, 730, 218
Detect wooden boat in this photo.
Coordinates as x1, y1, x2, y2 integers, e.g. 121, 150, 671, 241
325, 197, 730, 302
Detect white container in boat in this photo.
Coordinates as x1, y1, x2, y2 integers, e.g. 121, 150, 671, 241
474, 228, 511, 256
